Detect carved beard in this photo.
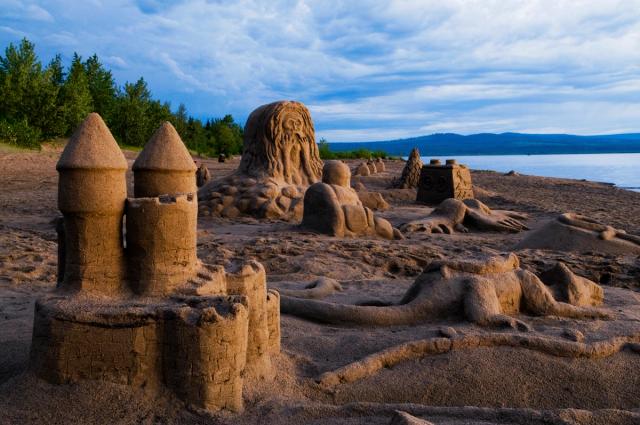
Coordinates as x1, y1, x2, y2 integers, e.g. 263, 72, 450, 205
280, 113, 306, 185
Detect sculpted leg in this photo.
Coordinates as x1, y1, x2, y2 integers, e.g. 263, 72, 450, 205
518, 270, 609, 319
464, 277, 531, 331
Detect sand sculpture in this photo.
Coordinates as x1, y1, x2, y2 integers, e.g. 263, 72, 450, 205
357, 190, 390, 210
354, 162, 371, 176
516, 213, 640, 255
196, 162, 210, 187
401, 198, 528, 234
416, 159, 474, 204
354, 158, 386, 176
280, 253, 606, 330
198, 101, 323, 220
394, 147, 423, 189
301, 160, 401, 239
390, 411, 434, 425
30, 114, 280, 413
277, 277, 343, 299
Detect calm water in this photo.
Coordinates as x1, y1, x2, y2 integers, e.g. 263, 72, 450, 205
419, 153, 640, 192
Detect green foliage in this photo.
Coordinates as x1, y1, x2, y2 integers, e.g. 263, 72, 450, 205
83, 54, 116, 124
60, 53, 93, 132
0, 37, 245, 154
0, 118, 42, 149
318, 137, 389, 160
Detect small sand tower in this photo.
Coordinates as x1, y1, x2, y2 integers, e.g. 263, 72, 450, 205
132, 122, 197, 197
127, 122, 199, 296
56, 113, 128, 294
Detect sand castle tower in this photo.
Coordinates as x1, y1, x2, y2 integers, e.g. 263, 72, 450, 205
132, 122, 197, 197
56, 113, 128, 295
31, 116, 280, 413
128, 122, 199, 296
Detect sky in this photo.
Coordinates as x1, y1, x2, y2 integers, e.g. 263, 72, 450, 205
2, 0, 640, 142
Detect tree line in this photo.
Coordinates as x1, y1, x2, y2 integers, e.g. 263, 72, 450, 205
0, 38, 243, 156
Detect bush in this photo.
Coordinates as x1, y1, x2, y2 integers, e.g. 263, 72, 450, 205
0, 119, 42, 149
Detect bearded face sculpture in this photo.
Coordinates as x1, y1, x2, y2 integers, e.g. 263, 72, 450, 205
238, 101, 323, 186
198, 101, 324, 220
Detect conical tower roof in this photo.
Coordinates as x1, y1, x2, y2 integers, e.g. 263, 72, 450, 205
133, 122, 196, 172
57, 113, 127, 170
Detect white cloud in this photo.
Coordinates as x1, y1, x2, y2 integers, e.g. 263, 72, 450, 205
1, 0, 640, 140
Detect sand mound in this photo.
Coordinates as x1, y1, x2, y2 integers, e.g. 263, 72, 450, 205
516, 213, 640, 255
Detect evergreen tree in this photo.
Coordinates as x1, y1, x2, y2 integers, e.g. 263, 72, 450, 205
112, 77, 151, 147
60, 53, 93, 133
0, 38, 59, 142
173, 103, 188, 139
84, 54, 116, 124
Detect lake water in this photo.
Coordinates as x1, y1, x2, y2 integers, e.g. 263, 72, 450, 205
419, 153, 640, 192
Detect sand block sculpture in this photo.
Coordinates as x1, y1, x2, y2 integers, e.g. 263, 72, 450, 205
375, 158, 386, 172
198, 101, 323, 220
31, 114, 280, 413
515, 213, 640, 255
393, 147, 423, 189
416, 159, 474, 204
401, 198, 528, 234
280, 253, 607, 330
301, 161, 401, 239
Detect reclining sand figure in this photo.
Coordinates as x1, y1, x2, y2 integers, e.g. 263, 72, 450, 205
516, 212, 640, 254
401, 198, 528, 234
301, 161, 401, 239
280, 253, 607, 331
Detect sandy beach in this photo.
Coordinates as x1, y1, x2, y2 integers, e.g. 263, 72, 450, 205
1, 146, 640, 424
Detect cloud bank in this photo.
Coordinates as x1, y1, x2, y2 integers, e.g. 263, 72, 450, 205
2, 0, 639, 141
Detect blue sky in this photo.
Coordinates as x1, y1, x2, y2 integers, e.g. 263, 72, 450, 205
2, 0, 640, 142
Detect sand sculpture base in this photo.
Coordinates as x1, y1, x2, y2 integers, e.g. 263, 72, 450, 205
31, 295, 248, 411
198, 175, 305, 220
30, 260, 280, 413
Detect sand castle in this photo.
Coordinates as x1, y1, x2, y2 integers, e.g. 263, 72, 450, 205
401, 198, 528, 234
198, 101, 323, 220
516, 212, 640, 254
30, 114, 280, 412
393, 147, 423, 189
416, 159, 474, 204
280, 253, 606, 330
301, 161, 400, 239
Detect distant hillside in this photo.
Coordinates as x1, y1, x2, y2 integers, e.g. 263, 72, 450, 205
327, 132, 640, 157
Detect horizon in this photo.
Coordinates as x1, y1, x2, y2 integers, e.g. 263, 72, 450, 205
2, 1, 640, 141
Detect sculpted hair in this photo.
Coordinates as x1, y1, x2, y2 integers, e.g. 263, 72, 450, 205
238, 101, 323, 185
